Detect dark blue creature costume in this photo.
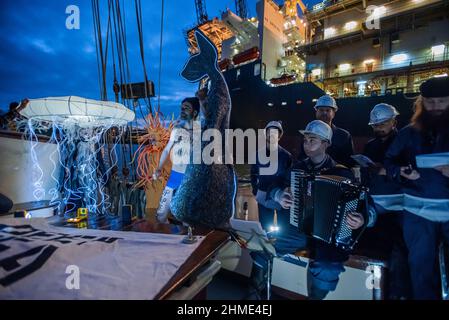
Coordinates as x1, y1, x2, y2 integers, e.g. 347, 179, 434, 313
171, 31, 236, 228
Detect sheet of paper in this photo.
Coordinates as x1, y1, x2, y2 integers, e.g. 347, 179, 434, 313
416, 152, 449, 169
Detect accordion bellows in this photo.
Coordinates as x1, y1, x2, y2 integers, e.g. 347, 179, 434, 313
290, 170, 369, 251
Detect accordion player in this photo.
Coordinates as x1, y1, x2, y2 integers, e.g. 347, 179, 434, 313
289, 169, 369, 251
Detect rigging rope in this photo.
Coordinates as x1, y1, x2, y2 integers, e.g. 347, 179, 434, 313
157, 0, 165, 114
135, 0, 153, 116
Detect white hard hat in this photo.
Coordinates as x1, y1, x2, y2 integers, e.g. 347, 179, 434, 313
300, 120, 333, 143
369, 103, 399, 125
314, 95, 338, 111
265, 121, 283, 135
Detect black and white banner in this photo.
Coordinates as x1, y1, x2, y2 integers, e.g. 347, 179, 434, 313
0, 218, 203, 300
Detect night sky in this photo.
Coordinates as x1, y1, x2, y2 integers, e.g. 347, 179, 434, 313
0, 0, 320, 118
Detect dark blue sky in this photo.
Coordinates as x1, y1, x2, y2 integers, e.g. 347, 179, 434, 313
0, 0, 319, 117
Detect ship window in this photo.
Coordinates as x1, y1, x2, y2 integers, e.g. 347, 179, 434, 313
254, 63, 261, 76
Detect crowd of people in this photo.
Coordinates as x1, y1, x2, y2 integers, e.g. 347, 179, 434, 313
250, 76, 449, 300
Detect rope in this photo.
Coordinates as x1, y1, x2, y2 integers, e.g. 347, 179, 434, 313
135, 0, 153, 116
92, 0, 108, 100
157, 0, 165, 113
91, 0, 103, 100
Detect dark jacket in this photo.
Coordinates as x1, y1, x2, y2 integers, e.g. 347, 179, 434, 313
328, 124, 355, 168
362, 130, 402, 195
385, 124, 449, 200
250, 145, 292, 195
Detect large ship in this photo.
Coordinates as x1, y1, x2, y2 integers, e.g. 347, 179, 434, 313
185, 0, 449, 153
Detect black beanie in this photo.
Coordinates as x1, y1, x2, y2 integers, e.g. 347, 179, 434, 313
420, 76, 449, 98
182, 97, 200, 114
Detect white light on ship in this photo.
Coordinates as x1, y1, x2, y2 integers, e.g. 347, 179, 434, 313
431, 44, 445, 56
434, 73, 448, 78
267, 102, 274, 107
324, 27, 336, 38
312, 68, 322, 76
339, 63, 351, 71
344, 21, 358, 31
390, 53, 408, 64
282, 102, 287, 106
364, 59, 375, 65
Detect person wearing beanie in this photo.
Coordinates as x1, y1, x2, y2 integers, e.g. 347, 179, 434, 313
153, 96, 200, 224
385, 76, 449, 299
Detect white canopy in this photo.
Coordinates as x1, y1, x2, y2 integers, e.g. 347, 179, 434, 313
20, 96, 135, 127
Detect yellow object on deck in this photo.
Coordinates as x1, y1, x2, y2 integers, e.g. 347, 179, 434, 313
67, 208, 88, 223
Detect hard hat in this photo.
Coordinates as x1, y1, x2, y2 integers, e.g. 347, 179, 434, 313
300, 120, 333, 143
314, 95, 338, 111
265, 121, 283, 135
369, 103, 399, 125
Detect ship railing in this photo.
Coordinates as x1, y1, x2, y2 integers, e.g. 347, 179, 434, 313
326, 52, 449, 78
307, 0, 444, 43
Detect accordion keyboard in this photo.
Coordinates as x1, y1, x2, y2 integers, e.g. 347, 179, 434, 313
289, 172, 368, 251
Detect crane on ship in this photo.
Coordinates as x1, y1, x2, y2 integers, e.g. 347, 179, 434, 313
195, 0, 208, 24
283, 0, 308, 16
235, 0, 248, 19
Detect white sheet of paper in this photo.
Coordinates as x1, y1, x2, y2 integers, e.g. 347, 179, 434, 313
416, 152, 449, 169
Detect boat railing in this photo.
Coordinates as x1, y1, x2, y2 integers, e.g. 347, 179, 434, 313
323, 51, 449, 79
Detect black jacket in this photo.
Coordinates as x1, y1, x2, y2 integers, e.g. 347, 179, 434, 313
250, 145, 292, 195
362, 130, 402, 195
328, 124, 355, 168
385, 124, 449, 200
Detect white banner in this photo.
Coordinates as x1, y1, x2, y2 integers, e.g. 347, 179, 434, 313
0, 218, 203, 300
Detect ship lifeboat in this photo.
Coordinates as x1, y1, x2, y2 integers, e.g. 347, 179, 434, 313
218, 58, 232, 71
232, 47, 260, 66
270, 73, 297, 86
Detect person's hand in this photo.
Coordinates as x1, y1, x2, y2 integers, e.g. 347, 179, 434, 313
435, 165, 449, 178
278, 188, 293, 210
400, 166, 420, 180
346, 212, 365, 230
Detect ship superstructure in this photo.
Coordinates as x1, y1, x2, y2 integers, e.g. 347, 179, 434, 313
183, 0, 449, 150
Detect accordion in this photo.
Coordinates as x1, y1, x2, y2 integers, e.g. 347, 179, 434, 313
290, 170, 368, 251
